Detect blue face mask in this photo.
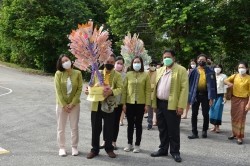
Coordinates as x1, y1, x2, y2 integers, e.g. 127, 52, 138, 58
163, 58, 173, 66
133, 63, 141, 71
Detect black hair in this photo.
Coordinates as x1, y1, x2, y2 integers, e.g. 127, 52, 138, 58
56, 54, 71, 72
115, 56, 124, 63
130, 56, 144, 72
188, 59, 196, 69
163, 49, 176, 57
207, 56, 213, 62
215, 64, 223, 73
109, 54, 116, 61
149, 60, 157, 66
238, 61, 249, 74
197, 53, 207, 60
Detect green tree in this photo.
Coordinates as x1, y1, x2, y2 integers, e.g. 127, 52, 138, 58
103, 0, 225, 66
0, 0, 93, 72
215, 0, 250, 73
149, 0, 225, 65
101, 0, 161, 61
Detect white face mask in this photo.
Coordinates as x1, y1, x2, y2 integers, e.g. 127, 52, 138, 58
191, 64, 196, 69
214, 68, 221, 74
62, 61, 72, 69
150, 66, 156, 71
133, 63, 141, 71
238, 68, 246, 75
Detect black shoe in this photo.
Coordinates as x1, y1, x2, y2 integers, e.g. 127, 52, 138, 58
188, 134, 199, 139
147, 125, 152, 130
228, 135, 236, 140
151, 150, 168, 157
237, 139, 243, 145
202, 131, 207, 138
113, 146, 118, 150
172, 154, 182, 162
99, 145, 105, 149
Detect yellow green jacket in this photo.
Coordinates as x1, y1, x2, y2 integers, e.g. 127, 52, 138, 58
152, 63, 189, 110
54, 69, 83, 107
91, 69, 123, 111
121, 71, 151, 105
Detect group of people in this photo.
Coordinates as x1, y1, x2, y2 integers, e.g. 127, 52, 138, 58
54, 51, 250, 163
184, 55, 250, 146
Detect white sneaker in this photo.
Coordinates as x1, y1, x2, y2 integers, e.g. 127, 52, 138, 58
59, 149, 67, 157
133, 145, 140, 153
124, 144, 133, 152
72, 147, 79, 156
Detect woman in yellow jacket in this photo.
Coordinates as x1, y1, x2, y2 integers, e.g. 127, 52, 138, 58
122, 56, 151, 153
54, 54, 83, 156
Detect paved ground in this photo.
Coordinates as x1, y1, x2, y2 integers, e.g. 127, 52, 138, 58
0, 64, 250, 166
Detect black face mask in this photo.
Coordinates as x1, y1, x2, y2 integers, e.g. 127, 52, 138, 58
198, 61, 206, 67
105, 64, 114, 70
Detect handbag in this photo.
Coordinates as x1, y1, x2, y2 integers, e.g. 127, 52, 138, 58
225, 74, 236, 100
101, 96, 116, 113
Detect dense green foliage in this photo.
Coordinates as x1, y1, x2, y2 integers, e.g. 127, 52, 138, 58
0, 0, 249, 74
102, 0, 250, 72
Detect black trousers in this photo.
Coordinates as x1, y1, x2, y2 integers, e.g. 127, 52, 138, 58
191, 93, 210, 135
126, 103, 145, 146
113, 104, 123, 142
103, 104, 123, 142
157, 99, 181, 155
91, 103, 114, 154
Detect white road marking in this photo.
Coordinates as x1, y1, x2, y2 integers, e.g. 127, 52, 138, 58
0, 85, 13, 97
0, 147, 10, 154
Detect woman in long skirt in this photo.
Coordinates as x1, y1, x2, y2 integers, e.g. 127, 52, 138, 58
224, 61, 250, 144
209, 64, 227, 133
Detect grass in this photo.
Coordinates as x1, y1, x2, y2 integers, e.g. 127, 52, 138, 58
0, 61, 52, 76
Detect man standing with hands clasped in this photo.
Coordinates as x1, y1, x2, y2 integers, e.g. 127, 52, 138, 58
85, 54, 123, 159
188, 54, 217, 139
151, 50, 189, 163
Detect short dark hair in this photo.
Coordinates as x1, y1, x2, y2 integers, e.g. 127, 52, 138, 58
163, 49, 176, 57
109, 54, 116, 60
197, 53, 207, 60
238, 61, 249, 74
215, 64, 223, 73
56, 54, 71, 72
130, 56, 144, 72
116, 56, 124, 63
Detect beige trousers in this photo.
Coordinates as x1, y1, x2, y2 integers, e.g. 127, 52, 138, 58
56, 104, 80, 149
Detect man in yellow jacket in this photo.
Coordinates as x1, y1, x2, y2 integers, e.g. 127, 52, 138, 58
151, 50, 188, 163
85, 54, 123, 159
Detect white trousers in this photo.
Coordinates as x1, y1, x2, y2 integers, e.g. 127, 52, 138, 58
56, 104, 80, 149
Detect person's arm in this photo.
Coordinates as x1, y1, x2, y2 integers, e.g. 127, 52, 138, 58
177, 68, 189, 115
112, 73, 123, 96
54, 72, 67, 107
224, 74, 235, 87
245, 96, 250, 111
145, 74, 151, 106
71, 71, 83, 105
245, 80, 250, 111
121, 74, 128, 112
209, 71, 217, 106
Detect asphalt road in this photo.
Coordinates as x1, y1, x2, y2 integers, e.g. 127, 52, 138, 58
0, 64, 250, 166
